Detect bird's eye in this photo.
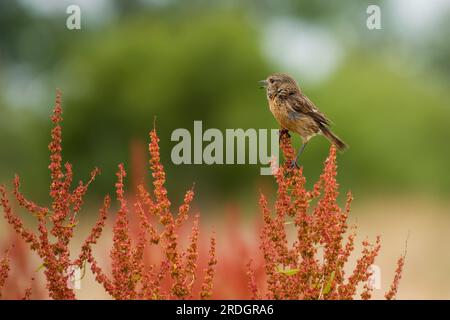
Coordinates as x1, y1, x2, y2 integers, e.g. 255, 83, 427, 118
269, 78, 275, 84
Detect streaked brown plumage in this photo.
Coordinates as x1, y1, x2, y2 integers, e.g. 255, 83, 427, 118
260, 73, 347, 165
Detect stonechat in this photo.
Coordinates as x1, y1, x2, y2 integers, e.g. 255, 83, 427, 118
260, 73, 347, 166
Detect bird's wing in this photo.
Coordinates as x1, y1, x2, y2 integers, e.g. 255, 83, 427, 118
285, 92, 331, 126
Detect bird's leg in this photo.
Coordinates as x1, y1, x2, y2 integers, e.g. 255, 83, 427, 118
290, 141, 308, 169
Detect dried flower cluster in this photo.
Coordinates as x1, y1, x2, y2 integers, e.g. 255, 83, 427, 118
247, 133, 405, 300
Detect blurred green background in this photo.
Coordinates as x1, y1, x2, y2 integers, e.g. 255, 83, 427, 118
1, 0, 449, 208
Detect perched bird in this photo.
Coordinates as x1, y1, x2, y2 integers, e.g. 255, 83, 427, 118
260, 73, 347, 167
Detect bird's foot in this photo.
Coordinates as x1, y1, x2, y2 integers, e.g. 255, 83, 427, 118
282, 160, 300, 178
289, 159, 300, 170
279, 129, 290, 142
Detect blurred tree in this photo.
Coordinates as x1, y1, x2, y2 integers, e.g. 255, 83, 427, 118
59, 11, 271, 205
1, 0, 449, 211
0, 0, 34, 64
424, 15, 450, 83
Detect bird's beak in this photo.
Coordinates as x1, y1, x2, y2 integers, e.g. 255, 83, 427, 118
259, 80, 268, 89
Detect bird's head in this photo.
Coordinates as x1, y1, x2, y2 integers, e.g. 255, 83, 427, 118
259, 73, 300, 98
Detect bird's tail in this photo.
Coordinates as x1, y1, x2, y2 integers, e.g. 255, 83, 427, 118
320, 125, 348, 152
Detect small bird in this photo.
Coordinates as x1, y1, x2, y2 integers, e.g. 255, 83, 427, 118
260, 73, 347, 167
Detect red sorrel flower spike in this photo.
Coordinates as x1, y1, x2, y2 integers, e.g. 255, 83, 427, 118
249, 136, 404, 300
200, 233, 217, 300
110, 164, 135, 299
0, 248, 11, 298
338, 236, 381, 299
385, 251, 406, 300
86, 128, 214, 300
71, 167, 100, 215
133, 200, 151, 262
88, 250, 115, 296
184, 213, 200, 296
246, 260, 261, 300
149, 129, 171, 213
0, 90, 107, 299
76, 195, 110, 267
0, 185, 40, 251
13, 175, 49, 217
176, 187, 195, 227
48, 89, 63, 193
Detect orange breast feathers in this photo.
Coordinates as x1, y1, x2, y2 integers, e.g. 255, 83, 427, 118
268, 97, 319, 139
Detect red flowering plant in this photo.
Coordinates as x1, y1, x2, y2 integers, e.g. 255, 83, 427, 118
0, 91, 217, 300
0, 90, 106, 299
246, 133, 405, 300
0, 90, 404, 300
85, 129, 217, 300
0, 248, 10, 298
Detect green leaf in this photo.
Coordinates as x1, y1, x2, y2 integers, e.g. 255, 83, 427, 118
276, 267, 300, 276
322, 271, 335, 295
35, 263, 45, 272
66, 221, 79, 228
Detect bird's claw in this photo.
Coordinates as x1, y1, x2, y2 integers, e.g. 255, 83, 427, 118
279, 129, 290, 142
282, 160, 299, 178
289, 160, 299, 170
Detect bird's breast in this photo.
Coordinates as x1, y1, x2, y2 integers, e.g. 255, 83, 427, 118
268, 97, 319, 139
268, 98, 297, 131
